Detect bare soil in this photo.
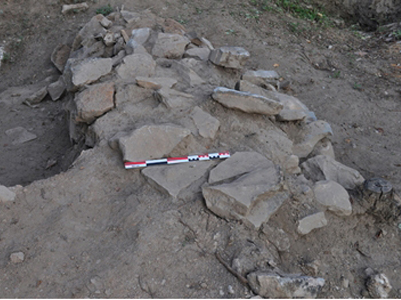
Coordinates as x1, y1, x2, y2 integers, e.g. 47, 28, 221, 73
1, 0, 401, 298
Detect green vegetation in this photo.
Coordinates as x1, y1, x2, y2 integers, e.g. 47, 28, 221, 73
96, 4, 113, 16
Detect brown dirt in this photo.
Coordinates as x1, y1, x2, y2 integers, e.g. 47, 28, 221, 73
1, 0, 401, 298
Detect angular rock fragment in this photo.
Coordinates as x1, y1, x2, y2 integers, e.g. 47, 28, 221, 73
190, 107, 220, 139
0, 185, 16, 203
72, 14, 105, 51
121, 10, 140, 24
297, 212, 327, 235
74, 82, 115, 123
208, 151, 274, 184
203, 167, 288, 229
247, 271, 325, 298
184, 47, 210, 61
310, 138, 335, 159
242, 70, 280, 87
142, 161, 214, 199
100, 16, 112, 29
313, 180, 352, 216
64, 57, 113, 91
116, 53, 156, 81
152, 33, 190, 59
103, 31, 115, 47
131, 28, 151, 45
261, 225, 290, 252
209, 47, 250, 69
301, 155, 365, 189
5, 127, 37, 145
51, 44, 71, 72
283, 155, 301, 174
10, 252, 25, 263
154, 88, 194, 109
25, 86, 47, 104
135, 76, 177, 90
118, 124, 191, 162
212, 87, 283, 115
292, 120, 333, 158
47, 77, 66, 101
366, 273, 392, 298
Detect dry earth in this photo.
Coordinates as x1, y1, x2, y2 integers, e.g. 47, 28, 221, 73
0, 0, 401, 298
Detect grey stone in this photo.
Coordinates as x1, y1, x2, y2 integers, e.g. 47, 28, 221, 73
261, 225, 290, 252
72, 14, 105, 51
47, 77, 66, 101
292, 121, 333, 158
366, 273, 392, 298
100, 16, 112, 29
142, 161, 214, 199
190, 106, 220, 139
283, 155, 301, 174
10, 252, 25, 263
135, 76, 177, 90
310, 138, 335, 159
313, 180, 352, 216
118, 124, 191, 162
51, 44, 71, 72
0, 185, 16, 203
25, 86, 47, 104
212, 87, 283, 115
209, 47, 250, 69
152, 33, 190, 59
64, 57, 113, 91
203, 167, 288, 229
61, 2, 89, 14
103, 31, 115, 47
116, 53, 156, 81
74, 82, 115, 124
131, 28, 151, 45
184, 47, 210, 61
297, 212, 328, 235
5, 127, 37, 145
111, 50, 126, 67
242, 70, 280, 87
121, 10, 140, 24
154, 88, 195, 109
208, 151, 274, 184
247, 271, 325, 298
301, 155, 365, 189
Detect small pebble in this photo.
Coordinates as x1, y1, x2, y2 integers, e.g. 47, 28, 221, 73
10, 252, 25, 263
228, 285, 234, 294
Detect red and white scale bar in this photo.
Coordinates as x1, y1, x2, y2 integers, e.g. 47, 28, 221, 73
124, 152, 230, 169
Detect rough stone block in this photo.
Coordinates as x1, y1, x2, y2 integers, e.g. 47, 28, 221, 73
242, 70, 280, 86
72, 14, 105, 51
297, 212, 328, 235
212, 87, 283, 115
131, 28, 151, 45
154, 88, 194, 109
190, 106, 220, 139
313, 180, 352, 216
0, 185, 16, 203
116, 53, 156, 81
184, 47, 210, 61
209, 47, 250, 69
152, 33, 190, 59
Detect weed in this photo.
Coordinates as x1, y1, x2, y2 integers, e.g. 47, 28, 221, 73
225, 29, 238, 36
176, 15, 188, 25
96, 4, 113, 16
331, 70, 341, 79
1, 52, 10, 63
353, 82, 362, 90
195, 7, 203, 14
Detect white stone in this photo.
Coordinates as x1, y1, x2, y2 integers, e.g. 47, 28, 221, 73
313, 180, 352, 216
190, 107, 220, 139
0, 185, 16, 203
297, 212, 328, 235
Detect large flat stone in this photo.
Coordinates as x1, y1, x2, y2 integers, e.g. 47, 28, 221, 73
190, 107, 220, 139
247, 271, 325, 298
241, 70, 280, 87
209, 47, 250, 69
301, 155, 365, 189
118, 124, 191, 162
184, 47, 210, 61
154, 88, 195, 109
212, 87, 283, 115
152, 33, 190, 59
313, 180, 352, 216
117, 53, 156, 81
208, 151, 274, 184
74, 82, 115, 124
142, 161, 214, 199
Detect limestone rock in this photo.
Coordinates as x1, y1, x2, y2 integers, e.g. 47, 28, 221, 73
47, 77, 66, 101
283, 155, 301, 174
142, 161, 214, 199
74, 82, 115, 124
154, 88, 194, 109
184, 47, 210, 61
0, 185, 16, 203
10, 252, 25, 263
131, 28, 151, 45
247, 271, 325, 298
152, 33, 190, 59
118, 124, 191, 162
293, 121, 333, 158
297, 212, 328, 235
261, 224, 290, 252
208, 151, 274, 184
5, 127, 37, 145
190, 107, 220, 139
51, 44, 71, 72
242, 70, 280, 87
313, 180, 352, 216
301, 155, 365, 189
64, 57, 112, 91
366, 273, 392, 298
135, 76, 177, 90
25, 86, 47, 104
116, 53, 156, 81
209, 47, 250, 69
203, 167, 288, 229
211, 87, 283, 115
72, 14, 105, 51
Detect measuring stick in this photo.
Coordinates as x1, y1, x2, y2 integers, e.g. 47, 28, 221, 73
124, 152, 230, 169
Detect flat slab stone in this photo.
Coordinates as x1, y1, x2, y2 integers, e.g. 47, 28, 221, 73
51, 43, 71, 72
313, 180, 352, 216
118, 124, 191, 162
5, 127, 37, 145
154, 88, 195, 109
247, 271, 325, 298
184, 47, 210, 61
131, 28, 151, 45
190, 106, 220, 139
117, 53, 156, 81
0, 185, 16, 203
135, 76, 177, 90
152, 33, 190, 59
301, 155, 365, 189
75, 82, 115, 124
209, 46, 250, 69
297, 212, 327, 235
47, 77, 66, 101
212, 87, 283, 115
242, 70, 280, 86
208, 151, 274, 184
142, 161, 214, 199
